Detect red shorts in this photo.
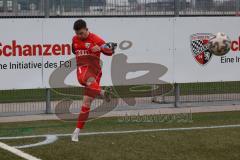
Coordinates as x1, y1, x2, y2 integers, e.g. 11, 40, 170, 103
77, 66, 102, 87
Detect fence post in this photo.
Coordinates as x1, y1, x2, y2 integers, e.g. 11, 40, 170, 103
3, 0, 7, 12
60, 0, 64, 15
174, 83, 180, 107
144, 0, 146, 15
13, 0, 18, 16
46, 88, 51, 114
174, 0, 180, 17
44, 0, 50, 18
236, 0, 240, 15
151, 84, 157, 102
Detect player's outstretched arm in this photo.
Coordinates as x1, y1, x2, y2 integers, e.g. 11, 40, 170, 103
101, 42, 117, 56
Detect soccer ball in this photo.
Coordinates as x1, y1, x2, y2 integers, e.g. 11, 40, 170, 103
208, 32, 231, 56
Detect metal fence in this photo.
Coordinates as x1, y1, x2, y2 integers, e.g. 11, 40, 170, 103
0, 0, 239, 17
1, 82, 240, 116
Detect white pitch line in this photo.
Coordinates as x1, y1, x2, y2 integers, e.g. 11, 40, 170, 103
1, 124, 240, 149
1, 124, 240, 141
0, 141, 41, 160
56, 124, 240, 137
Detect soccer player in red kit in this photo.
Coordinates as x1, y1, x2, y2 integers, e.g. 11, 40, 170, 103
71, 19, 117, 142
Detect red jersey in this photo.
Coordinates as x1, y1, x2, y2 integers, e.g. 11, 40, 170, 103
72, 32, 111, 72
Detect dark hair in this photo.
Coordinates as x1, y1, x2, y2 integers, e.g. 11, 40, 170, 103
73, 19, 87, 31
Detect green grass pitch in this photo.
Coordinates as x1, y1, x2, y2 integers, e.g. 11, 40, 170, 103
0, 111, 240, 160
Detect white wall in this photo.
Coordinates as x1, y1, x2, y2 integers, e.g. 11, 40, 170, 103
0, 17, 239, 90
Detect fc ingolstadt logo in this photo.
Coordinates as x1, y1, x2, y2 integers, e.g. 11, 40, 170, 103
85, 43, 91, 49
190, 33, 214, 66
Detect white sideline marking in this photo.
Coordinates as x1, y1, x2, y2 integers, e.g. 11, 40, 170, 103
0, 141, 41, 160
0, 124, 240, 149
56, 124, 240, 137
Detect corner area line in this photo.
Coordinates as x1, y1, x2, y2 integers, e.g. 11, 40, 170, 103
0, 141, 41, 160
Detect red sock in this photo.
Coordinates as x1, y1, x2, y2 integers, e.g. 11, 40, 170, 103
77, 105, 90, 129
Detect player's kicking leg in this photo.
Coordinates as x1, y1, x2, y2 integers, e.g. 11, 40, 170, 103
71, 77, 112, 142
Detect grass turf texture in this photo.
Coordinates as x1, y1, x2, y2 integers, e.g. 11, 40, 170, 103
0, 111, 240, 160
0, 149, 24, 160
